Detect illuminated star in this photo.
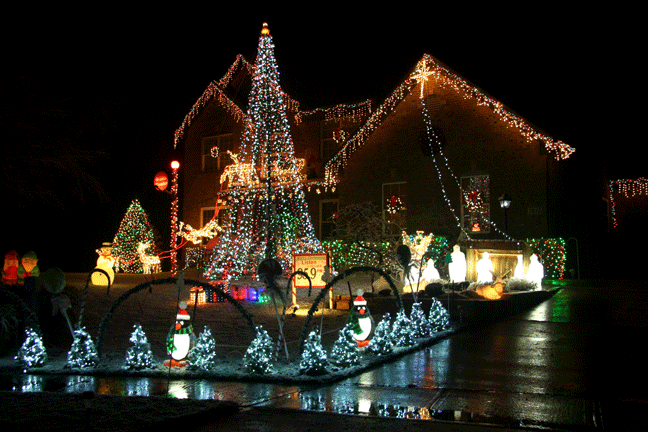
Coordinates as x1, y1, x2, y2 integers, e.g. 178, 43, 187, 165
411, 62, 434, 98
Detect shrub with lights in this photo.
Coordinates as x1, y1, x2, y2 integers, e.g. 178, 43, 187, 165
123, 324, 155, 370
391, 310, 417, 348
526, 238, 566, 280
189, 325, 218, 372
367, 313, 394, 356
243, 326, 274, 374
299, 328, 329, 376
329, 323, 361, 368
428, 298, 450, 332
66, 327, 99, 369
15, 327, 47, 369
410, 302, 433, 338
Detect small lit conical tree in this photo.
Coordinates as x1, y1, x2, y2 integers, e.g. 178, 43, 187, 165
123, 324, 155, 370
410, 302, 433, 338
329, 324, 361, 368
189, 325, 218, 371
299, 328, 328, 376
15, 327, 47, 369
428, 298, 450, 332
112, 199, 157, 273
66, 327, 99, 369
367, 313, 394, 356
391, 310, 417, 348
243, 326, 274, 374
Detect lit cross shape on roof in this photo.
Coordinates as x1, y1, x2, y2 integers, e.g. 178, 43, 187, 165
411, 62, 434, 98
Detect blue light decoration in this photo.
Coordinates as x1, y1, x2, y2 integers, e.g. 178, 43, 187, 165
15, 327, 47, 370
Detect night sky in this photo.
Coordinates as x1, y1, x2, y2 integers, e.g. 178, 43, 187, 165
2, 10, 642, 273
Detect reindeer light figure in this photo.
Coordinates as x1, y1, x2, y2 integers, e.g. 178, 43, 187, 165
220, 151, 259, 188
137, 242, 161, 274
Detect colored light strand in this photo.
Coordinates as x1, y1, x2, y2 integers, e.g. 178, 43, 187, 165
608, 177, 648, 228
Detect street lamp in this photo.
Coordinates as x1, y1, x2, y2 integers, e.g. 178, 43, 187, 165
498, 193, 512, 233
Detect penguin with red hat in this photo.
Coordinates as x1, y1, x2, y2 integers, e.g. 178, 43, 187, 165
165, 301, 195, 366
348, 290, 374, 347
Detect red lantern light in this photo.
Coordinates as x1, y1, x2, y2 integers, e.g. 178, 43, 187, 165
154, 171, 169, 191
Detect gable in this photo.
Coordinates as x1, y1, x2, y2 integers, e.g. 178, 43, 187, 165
324, 54, 575, 186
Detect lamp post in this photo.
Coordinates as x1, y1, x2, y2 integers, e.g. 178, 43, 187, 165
170, 160, 180, 276
498, 193, 512, 233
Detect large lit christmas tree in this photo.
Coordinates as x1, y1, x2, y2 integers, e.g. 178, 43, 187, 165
112, 199, 157, 273
205, 23, 320, 280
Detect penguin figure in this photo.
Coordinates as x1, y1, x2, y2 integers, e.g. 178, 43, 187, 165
165, 301, 194, 366
348, 290, 374, 347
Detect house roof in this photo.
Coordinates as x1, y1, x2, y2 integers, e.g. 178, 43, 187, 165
323, 53, 575, 186
173, 54, 373, 149
174, 53, 575, 184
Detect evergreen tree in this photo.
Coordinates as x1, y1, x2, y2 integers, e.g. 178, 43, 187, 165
66, 327, 99, 369
206, 23, 320, 280
391, 310, 417, 348
112, 199, 157, 273
299, 328, 328, 375
15, 327, 47, 369
329, 324, 361, 368
428, 297, 450, 332
410, 302, 433, 338
367, 313, 394, 356
243, 326, 274, 374
123, 324, 155, 370
189, 325, 218, 371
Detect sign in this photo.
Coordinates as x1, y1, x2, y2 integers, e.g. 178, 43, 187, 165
292, 253, 329, 289
154, 171, 169, 191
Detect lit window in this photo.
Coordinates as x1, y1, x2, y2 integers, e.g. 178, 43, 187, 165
202, 134, 233, 171
461, 174, 490, 233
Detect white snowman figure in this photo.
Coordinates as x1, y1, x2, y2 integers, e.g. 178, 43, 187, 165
91, 243, 115, 286
348, 290, 374, 347
165, 301, 194, 366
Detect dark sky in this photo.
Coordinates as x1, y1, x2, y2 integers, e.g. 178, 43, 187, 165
2, 10, 642, 272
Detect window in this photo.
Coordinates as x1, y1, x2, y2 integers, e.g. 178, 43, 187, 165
202, 134, 233, 171
321, 119, 343, 162
382, 182, 407, 235
319, 199, 339, 240
461, 174, 490, 233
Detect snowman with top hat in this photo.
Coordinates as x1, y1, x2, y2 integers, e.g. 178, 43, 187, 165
348, 290, 374, 347
165, 301, 195, 367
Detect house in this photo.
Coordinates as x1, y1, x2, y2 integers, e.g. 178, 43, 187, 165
173, 45, 577, 280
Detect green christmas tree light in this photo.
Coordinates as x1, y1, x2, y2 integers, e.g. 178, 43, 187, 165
299, 328, 328, 376
410, 302, 433, 338
391, 310, 417, 348
66, 327, 99, 369
189, 325, 218, 371
112, 199, 157, 273
123, 324, 155, 370
367, 313, 394, 356
243, 326, 274, 374
329, 323, 361, 368
428, 298, 450, 332
15, 327, 47, 369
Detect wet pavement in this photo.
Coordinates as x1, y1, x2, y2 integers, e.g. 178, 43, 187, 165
4, 281, 648, 430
